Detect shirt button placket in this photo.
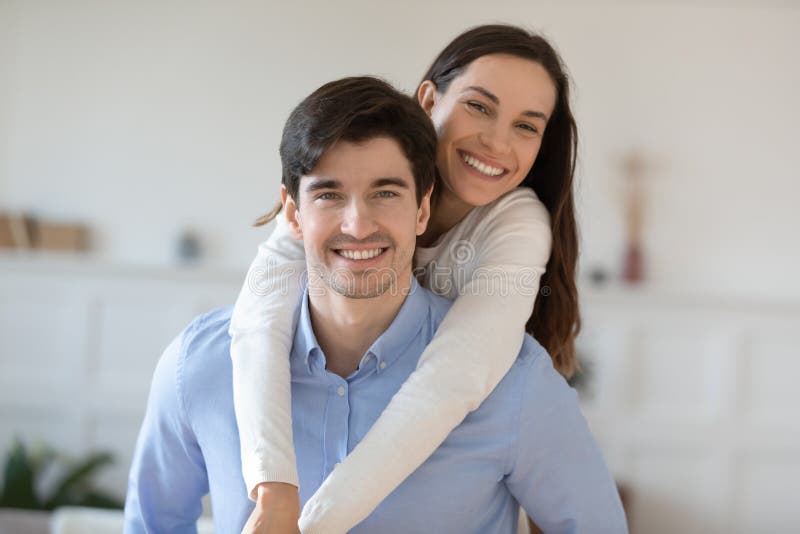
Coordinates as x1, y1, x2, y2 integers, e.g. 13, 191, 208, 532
325, 381, 349, 476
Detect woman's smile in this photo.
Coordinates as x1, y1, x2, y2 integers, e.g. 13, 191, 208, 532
457, 149, 509, 180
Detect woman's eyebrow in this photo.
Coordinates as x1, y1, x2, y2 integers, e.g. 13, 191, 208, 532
465, 85, 500, 104
464, 85, 549, 122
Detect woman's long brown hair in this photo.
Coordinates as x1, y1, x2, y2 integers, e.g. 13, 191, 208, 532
420, 24, 581, 378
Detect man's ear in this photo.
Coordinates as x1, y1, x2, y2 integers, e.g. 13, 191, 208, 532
415, 186, 433, 236
281, 185, 304, 240
417, 81, 438, 117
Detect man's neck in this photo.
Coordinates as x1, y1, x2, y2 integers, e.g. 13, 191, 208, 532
308, 276, 411, 378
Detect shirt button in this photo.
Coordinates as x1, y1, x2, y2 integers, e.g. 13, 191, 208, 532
337, 386, 346, 396
379, 361, 387, 370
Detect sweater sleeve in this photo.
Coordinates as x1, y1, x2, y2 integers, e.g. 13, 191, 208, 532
229, 212, 307, 498
298, 189, 552, 534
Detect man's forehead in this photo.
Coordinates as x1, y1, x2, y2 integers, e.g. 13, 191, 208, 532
302, 138, 414, 185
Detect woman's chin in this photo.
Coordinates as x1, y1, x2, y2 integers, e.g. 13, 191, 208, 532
451, 183, 506, 207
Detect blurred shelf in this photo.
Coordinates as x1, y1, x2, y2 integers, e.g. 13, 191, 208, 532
579, 282, 800, 315
0, 249, 244, 285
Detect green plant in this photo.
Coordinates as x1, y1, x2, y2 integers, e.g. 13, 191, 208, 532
0, 438, 123, 510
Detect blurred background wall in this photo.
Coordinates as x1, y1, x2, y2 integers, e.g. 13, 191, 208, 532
1, 0, 798, 297
1, 1, 798, 533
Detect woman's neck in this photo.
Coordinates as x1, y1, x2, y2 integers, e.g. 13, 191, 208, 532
418, 187, 474, 247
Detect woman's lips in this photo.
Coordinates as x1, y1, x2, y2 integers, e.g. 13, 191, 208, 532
457, 150, 509, 180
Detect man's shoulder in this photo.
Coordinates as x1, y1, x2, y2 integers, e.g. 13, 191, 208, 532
517, 334, 550, 368
418, 279, 557, 400
480, 334, 562, 413
414, 283, 454, 334
183, 306, 234, 349
416, 283, 452, 316
176, 306, 234, 378
415, 283, 551, 374
502, 334, 550, 382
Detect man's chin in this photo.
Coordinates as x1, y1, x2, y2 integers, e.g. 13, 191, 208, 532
321, 267, 397, 296
329, 281, 395, 300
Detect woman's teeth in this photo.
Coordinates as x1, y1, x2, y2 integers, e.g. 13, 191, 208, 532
337, 248, 384, 260
463, 153, 504, 176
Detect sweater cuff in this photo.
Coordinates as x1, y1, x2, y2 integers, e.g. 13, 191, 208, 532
245, 467, 300, 501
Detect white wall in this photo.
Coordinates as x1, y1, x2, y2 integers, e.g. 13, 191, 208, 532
1, 0, 799, 297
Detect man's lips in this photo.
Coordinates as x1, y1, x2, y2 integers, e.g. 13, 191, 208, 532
332, 247, 389, 261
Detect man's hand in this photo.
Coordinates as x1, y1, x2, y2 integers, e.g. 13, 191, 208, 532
241, 482, 301, 534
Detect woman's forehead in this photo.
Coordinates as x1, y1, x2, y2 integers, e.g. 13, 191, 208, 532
451, 54, 557, 115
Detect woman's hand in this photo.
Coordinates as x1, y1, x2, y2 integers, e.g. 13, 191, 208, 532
241, 482, 301, 534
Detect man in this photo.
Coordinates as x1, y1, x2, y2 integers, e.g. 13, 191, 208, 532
124, 77, 627, 533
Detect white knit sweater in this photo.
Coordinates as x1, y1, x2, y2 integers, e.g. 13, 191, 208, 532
229, 187, 551, 533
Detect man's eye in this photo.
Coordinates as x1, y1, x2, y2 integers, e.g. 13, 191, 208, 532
376, 191, 399, 198
467, 101, 489, 114
316, 192, 339, 201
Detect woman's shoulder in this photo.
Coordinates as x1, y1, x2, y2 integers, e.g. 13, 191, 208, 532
419, 187, 552, 272
432, 187, 553, 276
481, 187, 549, 224
464, 187, 551, 244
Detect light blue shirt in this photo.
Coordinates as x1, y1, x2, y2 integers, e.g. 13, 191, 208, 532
124, 280, 627, 533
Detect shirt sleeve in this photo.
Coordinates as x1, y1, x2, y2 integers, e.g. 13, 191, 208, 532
123, 328, 209, 534
298, 189, 552, 534
229, 212, 307, 497
505, 345, 629, 534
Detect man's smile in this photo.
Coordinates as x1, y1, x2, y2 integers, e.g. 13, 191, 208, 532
334, 247, 388, 261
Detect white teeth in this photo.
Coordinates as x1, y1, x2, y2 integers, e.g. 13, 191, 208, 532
338, 248, 384, 260
463, 153, 504, 176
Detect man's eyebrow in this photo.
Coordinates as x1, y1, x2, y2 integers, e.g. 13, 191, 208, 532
464, 85, 549, 122
372, 177, 410, 189
304, 178, 341, 193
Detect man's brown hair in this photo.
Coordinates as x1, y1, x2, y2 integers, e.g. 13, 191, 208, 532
255, 76, 437, 226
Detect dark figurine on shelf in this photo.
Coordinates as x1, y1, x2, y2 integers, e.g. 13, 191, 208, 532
177, 230, 202, 263
621, 151, 646, 284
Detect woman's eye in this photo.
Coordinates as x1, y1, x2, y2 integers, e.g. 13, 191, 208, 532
517, 123, 539, 135
467, 101, 489, 114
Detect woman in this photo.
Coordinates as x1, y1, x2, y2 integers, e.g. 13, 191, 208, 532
231, 24, 581, 533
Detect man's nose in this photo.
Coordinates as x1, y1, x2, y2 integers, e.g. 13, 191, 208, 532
340, 199, 378, 240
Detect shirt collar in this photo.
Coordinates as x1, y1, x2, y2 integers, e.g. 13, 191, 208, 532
292, 290, 322, 374
366, 277, 427, 373
291, 277, 428, 375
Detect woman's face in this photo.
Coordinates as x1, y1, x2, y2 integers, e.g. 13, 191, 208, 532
419, 53, 557, 207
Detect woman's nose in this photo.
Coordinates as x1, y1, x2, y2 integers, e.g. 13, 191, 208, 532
478, 124, 511, 156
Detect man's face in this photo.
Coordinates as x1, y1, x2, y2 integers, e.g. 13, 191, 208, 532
284, 136, 431, 299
